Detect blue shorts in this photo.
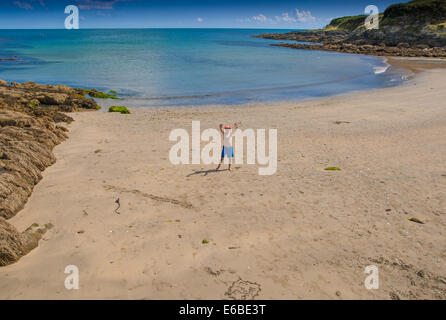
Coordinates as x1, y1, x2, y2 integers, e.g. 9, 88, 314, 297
221, 146, 234, 158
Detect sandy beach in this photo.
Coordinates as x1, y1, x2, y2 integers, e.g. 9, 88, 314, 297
0, 61, 445, 299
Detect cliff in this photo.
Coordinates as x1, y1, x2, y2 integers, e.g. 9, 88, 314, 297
256, 0, 446, 57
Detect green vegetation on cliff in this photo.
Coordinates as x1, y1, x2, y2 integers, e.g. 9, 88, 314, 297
325, 0, 446, 33
325, 15, 368, 31
383, 0, 446, 26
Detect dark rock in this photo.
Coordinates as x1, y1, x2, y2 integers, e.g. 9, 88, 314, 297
0, 218, 51, 266
0, 79, 100, 266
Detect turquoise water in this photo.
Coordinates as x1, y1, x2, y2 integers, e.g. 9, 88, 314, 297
0, 29, 403, 106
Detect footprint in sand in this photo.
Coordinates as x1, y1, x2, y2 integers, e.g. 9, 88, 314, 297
225, 278, 261, 300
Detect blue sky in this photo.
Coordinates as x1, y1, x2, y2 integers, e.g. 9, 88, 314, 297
0, 0, 405, 29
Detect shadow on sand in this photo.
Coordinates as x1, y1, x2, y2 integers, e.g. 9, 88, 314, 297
187, 168, 229, 177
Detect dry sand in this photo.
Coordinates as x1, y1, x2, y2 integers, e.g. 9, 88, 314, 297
0, 61, 445, 300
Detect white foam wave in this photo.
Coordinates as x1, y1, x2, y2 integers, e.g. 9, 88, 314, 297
374, 58, 390, 74
374, 65, 390, 74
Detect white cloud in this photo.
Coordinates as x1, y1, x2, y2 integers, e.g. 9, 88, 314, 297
296, 9, 316, 23
275, 12, 296, 23
13, 1, 33, 10
239, 9, 316, 25
197, 17, 203, 23
252, 14, 270, 23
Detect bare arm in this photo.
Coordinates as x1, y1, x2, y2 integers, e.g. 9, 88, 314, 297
219, 123, 224, 134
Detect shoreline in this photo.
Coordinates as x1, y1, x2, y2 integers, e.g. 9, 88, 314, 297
99, 56, 443, 112
386, 56, 446, 73
0, 57, 445, 299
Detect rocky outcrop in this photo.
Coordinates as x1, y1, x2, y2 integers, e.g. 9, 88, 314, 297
0, 219, 53, 266
256, 0, 446, 57
269, 41, 446, 57
0, 79, 99, 266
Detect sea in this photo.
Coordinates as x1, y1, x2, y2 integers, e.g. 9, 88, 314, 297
0, 28, 405, 107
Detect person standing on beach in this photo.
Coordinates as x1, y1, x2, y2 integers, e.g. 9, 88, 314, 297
216, 122, 239, 171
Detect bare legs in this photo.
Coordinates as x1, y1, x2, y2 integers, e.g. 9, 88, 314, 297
216, 158, 231, 171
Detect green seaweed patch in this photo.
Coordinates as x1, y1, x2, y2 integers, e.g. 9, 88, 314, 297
165, 219, 181, 223
325, 167, 342, 171
95, 105, 102, 110
89, 91, 118, 99
44, 223, 54, 229
202, 239, 210, 244
26, 223, 40, 232
109, 106, 131, 114
109, 90, 117, 94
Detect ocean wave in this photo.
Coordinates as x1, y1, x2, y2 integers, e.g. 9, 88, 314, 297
122, 74, 370, 102
374, 58, 390, 74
